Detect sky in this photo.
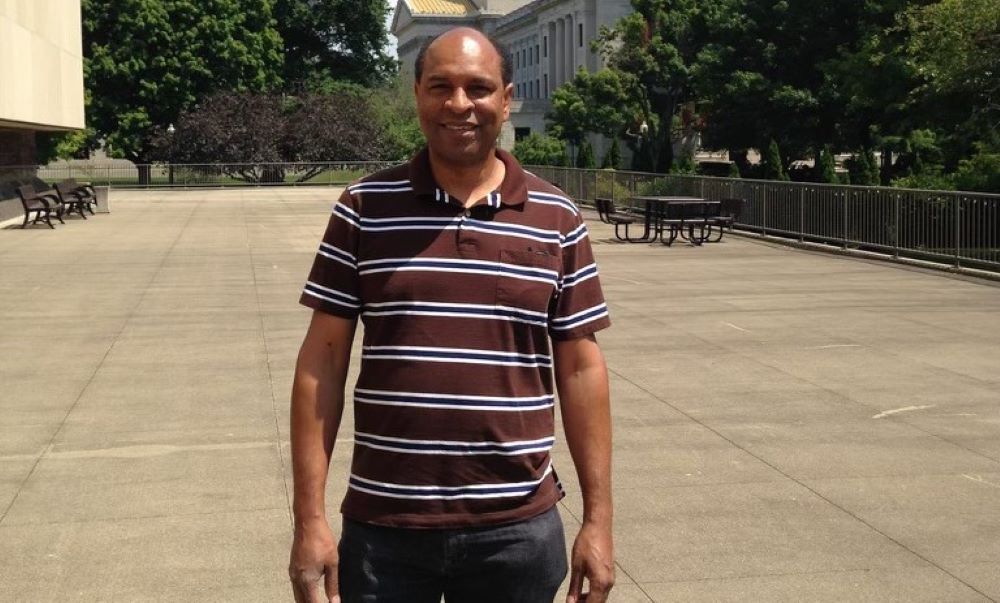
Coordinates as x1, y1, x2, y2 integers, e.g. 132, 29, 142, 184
384, 2, 399, 58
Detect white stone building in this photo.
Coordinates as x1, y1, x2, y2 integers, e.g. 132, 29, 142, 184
391, 0, 633, 151
0, 0, 86, 167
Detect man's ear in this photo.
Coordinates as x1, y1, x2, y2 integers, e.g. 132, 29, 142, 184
502, 83, 514, 121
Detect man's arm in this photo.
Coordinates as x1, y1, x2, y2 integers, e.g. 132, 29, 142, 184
288, 311, 357, 603
553, 333, 614, 603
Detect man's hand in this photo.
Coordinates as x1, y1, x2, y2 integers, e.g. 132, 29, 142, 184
289, 520, 340, 603
566, 520, 615, 602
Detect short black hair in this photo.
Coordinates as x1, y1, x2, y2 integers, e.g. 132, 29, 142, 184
414, 27, 513, 86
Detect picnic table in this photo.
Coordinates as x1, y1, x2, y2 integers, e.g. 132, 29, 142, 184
631, 196, 722, 245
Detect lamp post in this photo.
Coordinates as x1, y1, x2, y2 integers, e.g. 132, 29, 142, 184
166, 123, 176, 185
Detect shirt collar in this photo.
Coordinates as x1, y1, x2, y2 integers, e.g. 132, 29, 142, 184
408, 146, 528, 208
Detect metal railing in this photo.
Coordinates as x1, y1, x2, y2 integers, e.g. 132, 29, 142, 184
0, 161, 401, 189
529, 166, 1000, 273
3, 160, 997, 273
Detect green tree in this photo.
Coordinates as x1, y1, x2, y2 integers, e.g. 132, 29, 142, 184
817, 146, 838, 183
369, 76, 425, 160
83, 0, 283, 178
597, 1, 702, 173
548, 69, 634, 145
576, 140, 596, 168
273, 0, 396, 90
601, 138, 622, 169
512, 134, 568, 167
761, 139, 788, 181
903, 0, 1000, 162
846, 149, 879, 186
692, 0, 911, 164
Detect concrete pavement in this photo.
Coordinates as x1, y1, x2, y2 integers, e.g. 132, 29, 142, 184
1, 188, 999, 602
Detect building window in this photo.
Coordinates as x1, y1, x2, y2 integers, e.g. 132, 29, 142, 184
535, 45, 539, 63
535, 80, 539, 98
543, 36, 547, 57
522, 49, 527, 66
579, 24, 584, 47
515, 127, 531, 141
544, 74, 548, 97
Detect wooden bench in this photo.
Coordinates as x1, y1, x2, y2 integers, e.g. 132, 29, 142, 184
55, 179, 97, 217
595, 197, 641, 241
15, 184, 63, 229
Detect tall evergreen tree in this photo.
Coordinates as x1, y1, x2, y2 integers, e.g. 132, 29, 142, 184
761, 139, 789, 181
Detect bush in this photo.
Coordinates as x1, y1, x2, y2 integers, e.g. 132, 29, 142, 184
952, 148, 1000, 193
513, 133, 568, 166
595, 170, 634, 202
891, 169, 955, 191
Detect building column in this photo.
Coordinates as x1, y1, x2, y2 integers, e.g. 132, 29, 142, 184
557, 17, 563, 85
566, 14, 575, 79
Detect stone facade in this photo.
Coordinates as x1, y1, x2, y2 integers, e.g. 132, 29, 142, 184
0, 0, 85, 167
392, 0, 633, 152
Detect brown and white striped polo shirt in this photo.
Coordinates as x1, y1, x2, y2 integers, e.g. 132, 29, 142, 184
300, 147, 610, 528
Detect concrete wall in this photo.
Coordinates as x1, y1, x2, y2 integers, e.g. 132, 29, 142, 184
0, 0, 85, 131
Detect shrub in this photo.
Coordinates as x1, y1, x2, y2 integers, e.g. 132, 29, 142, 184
513, 133, 568, 166
952, 148, 1000, 193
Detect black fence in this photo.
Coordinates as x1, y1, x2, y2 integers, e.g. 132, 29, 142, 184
530, 166, 1000, 272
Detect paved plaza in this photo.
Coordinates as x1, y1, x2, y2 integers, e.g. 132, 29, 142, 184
1, 187, 999, 602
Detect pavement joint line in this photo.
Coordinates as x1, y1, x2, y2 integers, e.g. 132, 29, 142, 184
556, 501, 654, 602
242, 196, 294, 527
0, 504, 292, 529
604, 365, 997, 602
633, 565, 954, 585
0, 201, 203, 527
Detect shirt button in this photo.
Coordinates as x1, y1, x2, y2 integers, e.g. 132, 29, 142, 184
463, 209, 471, 217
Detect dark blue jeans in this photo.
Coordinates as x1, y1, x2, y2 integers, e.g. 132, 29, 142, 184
339, 505, 568, 603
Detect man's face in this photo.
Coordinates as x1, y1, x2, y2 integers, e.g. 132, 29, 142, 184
414, 31, 512, 168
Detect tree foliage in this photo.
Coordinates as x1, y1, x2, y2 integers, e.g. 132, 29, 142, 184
512, 134, 568, 167
903, 0, 1000, 157
596, 1, 702, 172
273, 0, 396, 90
82, 0, 283, 165
151, 90, 387, 181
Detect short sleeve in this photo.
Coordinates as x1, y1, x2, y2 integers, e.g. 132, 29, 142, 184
299, 189, 362, 318
549, 213, 611, 340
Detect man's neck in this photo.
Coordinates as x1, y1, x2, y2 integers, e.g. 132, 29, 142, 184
428, 148, 506, 208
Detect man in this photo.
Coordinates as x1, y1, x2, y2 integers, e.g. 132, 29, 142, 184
288, 27, 613, 603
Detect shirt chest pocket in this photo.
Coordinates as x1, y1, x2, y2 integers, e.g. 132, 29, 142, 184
496, 249, 561, 316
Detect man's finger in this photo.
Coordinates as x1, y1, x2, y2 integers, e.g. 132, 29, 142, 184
325, 563, 340, 603
305, 576, 327, 603
290, 577, 307, 603
565, 564, 585, 603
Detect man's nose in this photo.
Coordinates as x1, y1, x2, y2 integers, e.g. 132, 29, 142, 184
445, 87, 474, 112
